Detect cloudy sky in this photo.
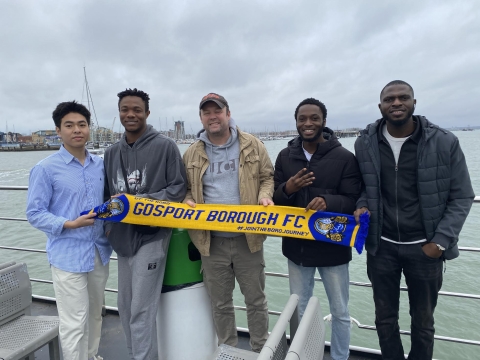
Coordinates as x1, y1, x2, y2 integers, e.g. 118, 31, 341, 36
1, 0, 479, 135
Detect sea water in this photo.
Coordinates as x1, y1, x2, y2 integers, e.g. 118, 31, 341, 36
0, 131, 478, 359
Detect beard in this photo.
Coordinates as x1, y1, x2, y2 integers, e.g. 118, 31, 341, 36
298, 128, 323, 143
383, 106, 415, 127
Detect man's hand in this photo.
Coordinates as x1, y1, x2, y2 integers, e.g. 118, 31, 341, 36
259, 198, 274, 206
186, 200, 197, 208
354, 207, 370, 224
422, 243, 443, 259
64, 212, 97, 229
285, 168, 315, 196
111, 193, 124, 198
305, 197, 326, 212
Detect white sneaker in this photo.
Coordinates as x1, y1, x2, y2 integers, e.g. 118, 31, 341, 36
88, 356, 103, 360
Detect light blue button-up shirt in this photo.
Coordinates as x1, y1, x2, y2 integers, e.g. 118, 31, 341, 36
26, 146, 112, 273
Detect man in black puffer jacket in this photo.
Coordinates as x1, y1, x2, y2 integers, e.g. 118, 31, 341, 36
354, 80, 474, 360
274, 98, 362, 360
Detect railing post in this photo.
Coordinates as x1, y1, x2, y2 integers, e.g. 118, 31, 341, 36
102, 293, 107, 317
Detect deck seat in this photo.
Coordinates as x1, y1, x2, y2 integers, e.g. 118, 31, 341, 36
0, 262, 60, 360
212, 294, 300, 360
285, 296, 325, 360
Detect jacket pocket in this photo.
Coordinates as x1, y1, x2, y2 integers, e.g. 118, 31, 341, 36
418, 243, 442, 261
244, 154, 260, 179
186, 161, 202, 185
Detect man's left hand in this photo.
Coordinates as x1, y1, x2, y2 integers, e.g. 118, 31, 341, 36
305, 197, 327, 212
422, 243, 443, 258
259, 198, 274, 206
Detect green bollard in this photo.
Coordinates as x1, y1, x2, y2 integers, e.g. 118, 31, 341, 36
162, 228, 202, 292
157, 229, 217, 358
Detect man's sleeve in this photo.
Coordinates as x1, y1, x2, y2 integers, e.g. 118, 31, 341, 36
273, 151, 296, 206
103, 159, 114, 235
321, 155, 362, 214
182, 150, 194, 204
257, 141, 274, 202
356, 188, 369, 210
26, 165, 68, 236
354, 137, 369, 210
145, 143, 187, 202
431, 138, 475, 249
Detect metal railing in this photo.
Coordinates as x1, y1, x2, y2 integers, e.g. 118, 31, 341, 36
1, 186, 479, 350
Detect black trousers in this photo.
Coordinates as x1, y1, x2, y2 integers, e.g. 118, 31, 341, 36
367, 241, 443, 360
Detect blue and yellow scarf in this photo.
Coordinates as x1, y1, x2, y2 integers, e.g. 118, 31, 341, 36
83, 194, 369, 254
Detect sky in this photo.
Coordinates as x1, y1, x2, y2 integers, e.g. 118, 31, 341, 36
1, 0, 479, 135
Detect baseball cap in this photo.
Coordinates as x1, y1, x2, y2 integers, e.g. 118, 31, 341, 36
199, 93, 228, 110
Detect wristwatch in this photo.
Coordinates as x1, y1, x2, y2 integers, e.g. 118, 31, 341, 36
435, 243, 445, 251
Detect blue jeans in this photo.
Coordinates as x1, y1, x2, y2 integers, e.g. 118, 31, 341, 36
288, 260, 350, 360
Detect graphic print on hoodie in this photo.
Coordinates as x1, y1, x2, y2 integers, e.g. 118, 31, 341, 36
199, 119, 241, 237
113, 165, 147, 194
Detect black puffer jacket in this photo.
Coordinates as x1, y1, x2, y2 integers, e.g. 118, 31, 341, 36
355, 116, 475, 259
274, 129, 362, 267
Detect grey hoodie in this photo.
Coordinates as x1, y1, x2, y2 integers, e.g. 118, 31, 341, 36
198, 119, 240, 237
104, 125, 187, 257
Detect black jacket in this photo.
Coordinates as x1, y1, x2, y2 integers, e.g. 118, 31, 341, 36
273, 129, 362, 267
377, 119, 425, 242
355, 116, 475, 259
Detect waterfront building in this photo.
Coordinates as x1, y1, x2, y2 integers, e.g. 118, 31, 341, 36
32, 130, 57, 144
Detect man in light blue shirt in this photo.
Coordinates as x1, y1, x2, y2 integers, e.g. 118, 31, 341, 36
26, 101, 112, 360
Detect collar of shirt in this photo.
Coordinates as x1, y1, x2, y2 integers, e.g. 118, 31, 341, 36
58, 145, 98, 166
378, 119, 422, 144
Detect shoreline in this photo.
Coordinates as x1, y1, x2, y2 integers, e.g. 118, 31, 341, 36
0, 145, 60, 152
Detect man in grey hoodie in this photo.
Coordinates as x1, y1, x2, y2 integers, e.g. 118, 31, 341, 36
104, 88, 187, 360
183, 93, 274, 352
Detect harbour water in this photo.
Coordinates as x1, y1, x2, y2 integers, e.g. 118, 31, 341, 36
0, 131, 478, 359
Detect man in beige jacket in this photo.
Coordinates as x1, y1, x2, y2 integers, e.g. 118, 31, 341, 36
183, 93, 274, 352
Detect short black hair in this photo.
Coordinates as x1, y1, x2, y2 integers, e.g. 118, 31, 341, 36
117, 88, 150, 112
52, 101, 91, 128
380, 80, 414, 99
294, 98, 327, 120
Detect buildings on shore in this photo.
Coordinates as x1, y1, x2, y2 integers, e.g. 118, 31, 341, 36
1, 124, 361, 148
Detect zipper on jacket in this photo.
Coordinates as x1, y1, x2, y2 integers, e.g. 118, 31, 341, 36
384, 137, 401, 243
416, 136, 427, 242
301, 160, 310, 257
302, 159, 311, 207
395, 164, 400, 242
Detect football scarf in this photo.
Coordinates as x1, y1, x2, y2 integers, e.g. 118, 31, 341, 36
82, 194, 369, 254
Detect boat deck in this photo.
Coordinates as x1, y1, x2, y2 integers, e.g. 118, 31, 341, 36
30, 299, 380, 360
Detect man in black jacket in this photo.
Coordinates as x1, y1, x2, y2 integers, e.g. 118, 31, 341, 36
274, 98, 362, 360
354, 80, 474, 360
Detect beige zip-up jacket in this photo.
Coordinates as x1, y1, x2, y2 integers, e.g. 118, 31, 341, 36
182, 127, 274, 256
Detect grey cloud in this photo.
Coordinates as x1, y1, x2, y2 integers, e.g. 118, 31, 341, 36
0, 0, 479, 134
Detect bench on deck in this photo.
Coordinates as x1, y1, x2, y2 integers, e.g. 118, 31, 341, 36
212, 294, 326, 360
0, 262, 60, 360
212, 294, 300, 360
285, 296, 325, 360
